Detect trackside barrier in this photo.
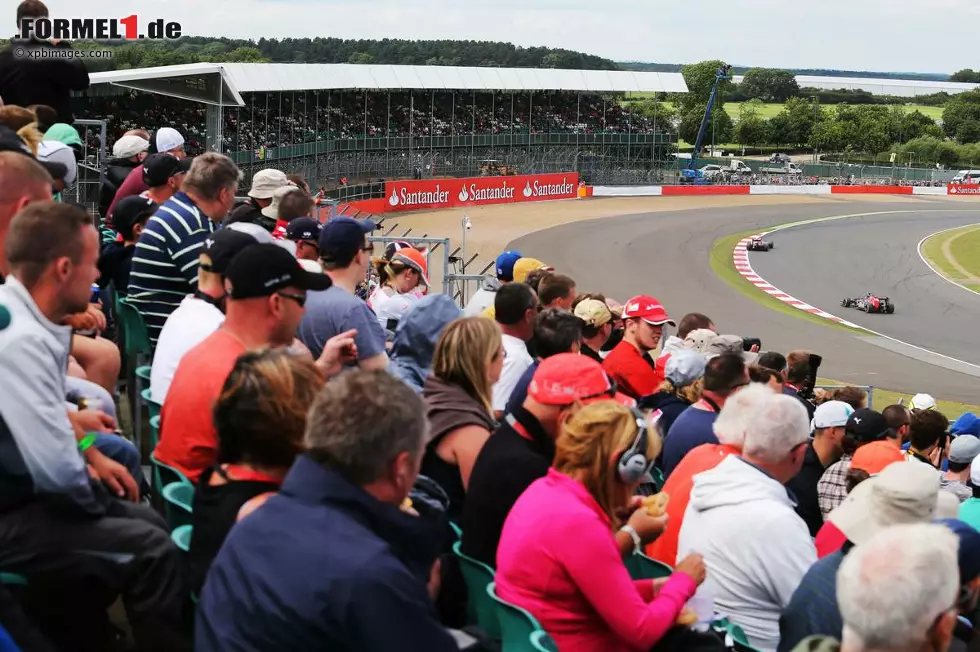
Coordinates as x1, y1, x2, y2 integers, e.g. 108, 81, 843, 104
590, 185, 980, 198
383, 173, 579, 212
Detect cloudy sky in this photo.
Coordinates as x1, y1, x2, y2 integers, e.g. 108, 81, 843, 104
70, 0, 973, 73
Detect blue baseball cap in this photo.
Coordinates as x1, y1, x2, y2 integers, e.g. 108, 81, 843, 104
496, 250, 522, 281
952, 413, 980, 436
936, 519, 980, 583
285, 217, 322, 243
318, 217, 376, 265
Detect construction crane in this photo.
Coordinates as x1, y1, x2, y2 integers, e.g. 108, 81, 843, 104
681, 64, 733, 183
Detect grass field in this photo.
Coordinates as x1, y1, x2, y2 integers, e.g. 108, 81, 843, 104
919, 224, 980, 293
646, 100, 944, 122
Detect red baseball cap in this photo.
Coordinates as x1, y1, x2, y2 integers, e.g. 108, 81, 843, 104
621, 295, 675, 326
528, 353, 635, 407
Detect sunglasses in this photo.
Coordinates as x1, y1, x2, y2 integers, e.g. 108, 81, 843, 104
276, 291, 306, 308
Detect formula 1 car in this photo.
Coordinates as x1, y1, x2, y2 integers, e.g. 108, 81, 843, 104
840, 293, 895, 314
746, 236, 775, 251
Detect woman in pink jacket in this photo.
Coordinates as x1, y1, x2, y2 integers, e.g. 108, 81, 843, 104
495, 401, 707, 652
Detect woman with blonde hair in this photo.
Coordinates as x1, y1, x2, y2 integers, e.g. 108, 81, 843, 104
368, 246, 429, 330
496, 401, 707, 652
638, 349, 706, 439
186, 349, 321, 594
421, 316, 502, 520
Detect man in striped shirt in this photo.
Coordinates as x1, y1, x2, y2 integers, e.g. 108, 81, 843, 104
127, 153, 241, 343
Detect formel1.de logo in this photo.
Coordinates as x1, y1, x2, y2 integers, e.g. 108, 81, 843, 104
17, 16, 182, 41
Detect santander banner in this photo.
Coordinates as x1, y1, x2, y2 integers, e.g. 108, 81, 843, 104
383, 173, 579, 211
948, 184, 980, 195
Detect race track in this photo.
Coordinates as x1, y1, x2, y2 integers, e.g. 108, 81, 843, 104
510, 198, 980, 403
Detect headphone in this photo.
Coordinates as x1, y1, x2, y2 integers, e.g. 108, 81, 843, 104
617, 407, 654, 484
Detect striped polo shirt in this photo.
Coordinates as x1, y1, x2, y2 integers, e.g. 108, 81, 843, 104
127, 191, 216, 344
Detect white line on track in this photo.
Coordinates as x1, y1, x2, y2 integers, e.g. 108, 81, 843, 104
915, 223, 980, 300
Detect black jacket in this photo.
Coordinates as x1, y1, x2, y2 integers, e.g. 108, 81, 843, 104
223, 199, 275, 232
638, 391, 692, 441
98, 158, 141, 220
0, 39, 89, 124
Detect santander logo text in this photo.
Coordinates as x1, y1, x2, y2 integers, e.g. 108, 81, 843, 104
384, 173, 578, 212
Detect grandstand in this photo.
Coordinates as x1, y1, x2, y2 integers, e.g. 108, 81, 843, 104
77, 63, 688, 193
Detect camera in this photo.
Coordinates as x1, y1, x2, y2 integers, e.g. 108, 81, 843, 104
797, 353, 823, 401
742, 337, 761, 352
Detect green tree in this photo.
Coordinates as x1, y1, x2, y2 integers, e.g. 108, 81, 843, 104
678, 60, 733, 108
222, 47, 268, 63
943, 90, 980, 143
347, 52, 375, 64
679, 102, 733, 147
633, 99, 677, 126
950, 69, 980, 83
739, 68, 800, 103
770, 96, 822, 147
734, 99, 769, 146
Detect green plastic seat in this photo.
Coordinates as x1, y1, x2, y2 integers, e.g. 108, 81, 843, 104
452, 540, 500, 638
449, 521, 463, 540
116, 297, 152, 364
150, 445, 191, 500
711, 617, 763, 652
0, 573, 27, 587
162, 481, 194, 529
529, 630, 558, 652
141, 387, 162, 421
624, 551, 673, 580
135, 365, 152, 383
171, 524, 192, 553
488, 581, 548, 652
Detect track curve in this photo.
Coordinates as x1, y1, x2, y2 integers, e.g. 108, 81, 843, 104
509, 199, 980, 403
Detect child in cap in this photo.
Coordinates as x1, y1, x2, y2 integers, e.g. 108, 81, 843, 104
97, 195, 158, 292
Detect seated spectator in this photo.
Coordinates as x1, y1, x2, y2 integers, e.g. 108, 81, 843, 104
297, 216, 388, 368
139, 152, 191, 207
368, 247, 428, 331
829, 385, 867, 411
286, 172, 310, 193
960, 457, 980, 530
951, 412, 980, 437
659, 312, 714, 359
388, 293, 461, 393
187, 349, 321, 595
27, 103, 57, 133
129, 152, 242, 343
905, 408, 949, 468
603, 295, 675, 400
275, 185, 315, 222
881, 403, 911, 447
150, 228, 265, 403
224, 168, 289, 231
421, 317, 501, 521
909, 392, 937, 412
749, 364, 785, 392
574, 297, 614, 362
284, 217, 321, 262
512, 257, 552, 285
505, 308, 583, 414
943, 435, 980, 502
537, 272, 576, 310
647, 383, 772, 566
37, 123, 81, 194
155, 243, 332, 482
0, 150, 55, 279
0, 201, 188, 650
756, 351, 787, 376
463, 249, 521, 317
638, 348, 705, 439
462, 354, 635, 566
196, 371, 458, 651
107, 127, 186, 217
784, 350, 817, 420
99, 132, 149, 222
677, 391, 815, 651
96, 195, 156, 292
661, 352, 749, 479
786, 401, 852, 537
496, 401, 705, 652
490, 282, 537, 418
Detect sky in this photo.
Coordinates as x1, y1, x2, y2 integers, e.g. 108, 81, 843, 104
66, 0, 976, 74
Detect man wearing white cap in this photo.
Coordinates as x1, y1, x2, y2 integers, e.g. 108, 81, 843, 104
786, 401, 853, 537
909, 392, 937, 412
107, 127, 188, 219
98, 131, 149, 221
225, 168, 290, 231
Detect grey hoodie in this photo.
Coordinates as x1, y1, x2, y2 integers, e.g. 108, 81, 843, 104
389, 294, 463, 393
462, 275, 502, 317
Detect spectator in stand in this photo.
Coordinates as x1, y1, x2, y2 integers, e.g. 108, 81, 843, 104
37, 122, 81, 194
757, 351, 787, 376
942, 435, 979, 502
905, 409, 949, 469
128, 152, 241, 343
677, 391, 815, 652
388, 293, 461, 394
0, 202, 189, 651
297, 216, 388, 368
881, 403, 912, 447
787, 401, 853, 537
537, 273, 576, 311
647, 383, 772, 566
784, 350, 817, 420
99, 132, 149, 221
463, 249, 521, 317
496, 400, 706, 652
258, 185, 302, 227
523, 267, 552, 296
421, 317, 501, 522
659, 312, 715, 359
506, 308, 583, 414
284, 217, 321, 262
512, 257, 552, 285
186, 349, 322, 595
830, 386, 867, 411
137, 152, 191, 208
286, 172, 310, 193
637, 349, 705, 438
0, 105, 36, 132
602, 295, 675, 400
661, 352, 749, 479
225, 168, 290, 231
951, 412, 980, 437
368, 247, 428, 331
28, 103, 56, 133
817, 408, 903, 520
909, 393, 937, 412
749, 365, 785, 392
277, 185, 315, 222
0, 1, 89, 124
959, 457, 980, 530
96, 195, 156, 292
778, 465, 948, 652
149, 228, 268, 403
155, 243, 337, 483
462, 354, 635, 567
792, 524, 961, 652
196, 371, 458, 651
574, 297, 614, 362
0, 150, 54, 280
490, 282, 537, 418
107, 128, 186, 217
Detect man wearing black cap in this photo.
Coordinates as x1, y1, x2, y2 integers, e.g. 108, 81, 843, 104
149, 228, 264, 403
285, 217, 321, 262
156, 243, 341, 483
297, 216, 388, 370
142, 153, 190, 206
97, 195, 157, 293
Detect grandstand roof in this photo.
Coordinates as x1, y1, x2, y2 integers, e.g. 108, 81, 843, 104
732, 74, 978, 98
88, 62, 689, 107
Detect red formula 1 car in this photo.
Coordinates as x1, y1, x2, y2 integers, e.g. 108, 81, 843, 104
840, 293, 895, 314
746, 236, 775, 251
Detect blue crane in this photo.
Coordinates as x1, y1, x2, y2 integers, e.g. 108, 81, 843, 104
681, 64, 733, 183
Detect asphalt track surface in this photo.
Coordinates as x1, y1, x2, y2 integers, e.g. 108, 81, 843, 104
511, 198, 980, 404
